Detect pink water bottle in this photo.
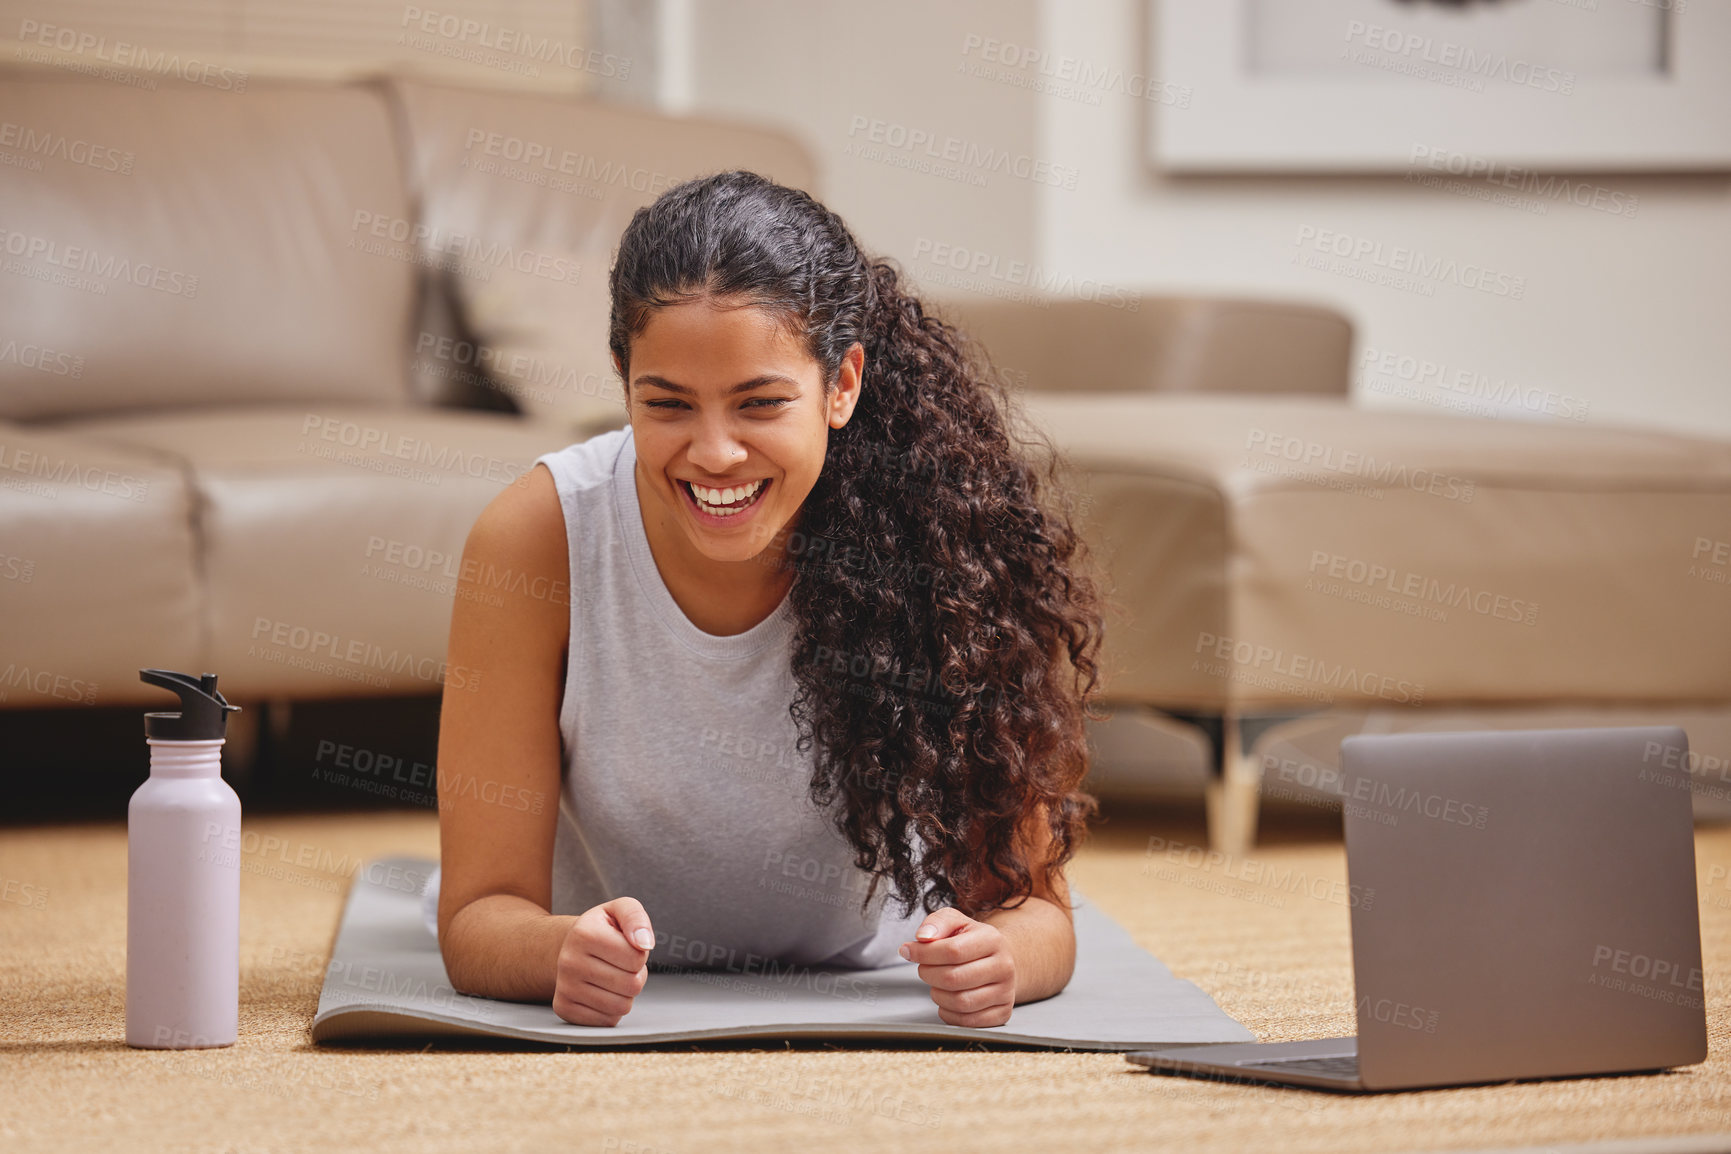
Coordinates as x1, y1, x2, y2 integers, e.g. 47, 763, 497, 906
127, 669, 242, 1049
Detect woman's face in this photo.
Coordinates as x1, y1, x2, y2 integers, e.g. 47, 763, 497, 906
623, 298, 863, 566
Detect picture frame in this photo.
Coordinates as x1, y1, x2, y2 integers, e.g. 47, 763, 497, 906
1150, 0, 1731, 172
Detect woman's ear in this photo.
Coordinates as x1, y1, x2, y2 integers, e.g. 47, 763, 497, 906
828, 343, 866, 429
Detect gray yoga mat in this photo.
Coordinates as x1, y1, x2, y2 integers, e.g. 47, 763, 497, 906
311, 856, 1254, 1050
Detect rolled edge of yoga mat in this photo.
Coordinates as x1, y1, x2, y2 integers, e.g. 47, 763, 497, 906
309, 856, 1255, 1051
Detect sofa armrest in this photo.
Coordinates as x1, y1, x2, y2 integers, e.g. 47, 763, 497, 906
940, 296, 1353, 397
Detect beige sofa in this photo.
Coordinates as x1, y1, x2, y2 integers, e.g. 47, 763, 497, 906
7, 67, 1731, 851
0, 67, 809, 741
953, 299, 1731, 847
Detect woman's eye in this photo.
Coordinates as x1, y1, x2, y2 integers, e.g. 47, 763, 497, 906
641, 397, 789, 411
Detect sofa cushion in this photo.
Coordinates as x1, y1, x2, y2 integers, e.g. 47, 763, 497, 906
0, 72, 414, 421
946, 298, 1352, 396
0, 422, 200, 706
1015, 394, 1731, 711
72, 406, 576, 700
389, 78, 817, 438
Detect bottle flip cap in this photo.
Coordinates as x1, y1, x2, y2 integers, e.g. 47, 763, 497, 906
139, 668, 241, 740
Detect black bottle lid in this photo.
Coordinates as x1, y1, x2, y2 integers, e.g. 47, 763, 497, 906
139, 669, 241, 740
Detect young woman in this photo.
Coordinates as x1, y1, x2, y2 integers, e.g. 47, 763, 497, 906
429, 170, 1105, 1029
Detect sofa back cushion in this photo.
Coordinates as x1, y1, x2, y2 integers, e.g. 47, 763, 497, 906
943, 298, 1353, 396
0, 72, 414, 421
390, 78, 816, 437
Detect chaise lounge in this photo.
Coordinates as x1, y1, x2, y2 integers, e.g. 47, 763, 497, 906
956, 300, 1731, 851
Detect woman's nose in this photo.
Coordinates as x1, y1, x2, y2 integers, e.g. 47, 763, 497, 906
688, 425, 748, 473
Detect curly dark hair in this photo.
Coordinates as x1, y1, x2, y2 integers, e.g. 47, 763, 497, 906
608, 170, 1107, 919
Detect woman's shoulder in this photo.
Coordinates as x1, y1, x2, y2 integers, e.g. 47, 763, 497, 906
466, 458, 567, 580
464, 425, 629, 579
534, 424, 631, 497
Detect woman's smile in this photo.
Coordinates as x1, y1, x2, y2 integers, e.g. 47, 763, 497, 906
678, 476, 773, 525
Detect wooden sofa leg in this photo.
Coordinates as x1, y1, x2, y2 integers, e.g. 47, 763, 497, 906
1159, 708, 1264, 854
1203, 715, 1261, 854
1162, 707, 1325, 852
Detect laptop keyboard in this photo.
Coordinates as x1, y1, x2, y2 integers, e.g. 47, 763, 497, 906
1239, 1054, 1361, 1079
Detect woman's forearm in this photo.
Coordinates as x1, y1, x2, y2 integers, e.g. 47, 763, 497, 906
441, 893, 576, 1002
443, 891, 1075, 1008
980, 895, 1076, 1004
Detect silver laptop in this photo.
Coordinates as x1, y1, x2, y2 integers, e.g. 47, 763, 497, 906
1127, 726, 1708, 1092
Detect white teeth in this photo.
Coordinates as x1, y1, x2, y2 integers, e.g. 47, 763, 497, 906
688, 478, 766, 516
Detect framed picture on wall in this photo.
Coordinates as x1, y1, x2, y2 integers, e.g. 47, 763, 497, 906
1151, 0, 1731, 172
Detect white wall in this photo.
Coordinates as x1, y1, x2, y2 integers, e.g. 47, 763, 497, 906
1037, 0, 1731, 438
688, 0, 1044, 306
685, 0, 1730, 439
1, 0, 602, 94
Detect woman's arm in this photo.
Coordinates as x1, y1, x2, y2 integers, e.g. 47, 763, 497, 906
435, 463, 575, 1002
900, 805, 1077, 1024
977, 845, 1075, 1005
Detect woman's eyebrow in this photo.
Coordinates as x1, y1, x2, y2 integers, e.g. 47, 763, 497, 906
633, 374, 798, 396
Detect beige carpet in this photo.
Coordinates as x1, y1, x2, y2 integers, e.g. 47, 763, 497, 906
3, 804, 1729, 1154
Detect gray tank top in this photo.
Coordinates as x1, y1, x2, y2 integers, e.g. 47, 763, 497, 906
531, 426, 928, 970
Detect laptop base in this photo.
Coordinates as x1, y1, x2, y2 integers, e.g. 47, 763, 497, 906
1128, 1038, 1368, 1092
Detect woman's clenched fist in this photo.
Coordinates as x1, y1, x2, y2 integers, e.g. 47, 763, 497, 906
552, 896, 656, 1026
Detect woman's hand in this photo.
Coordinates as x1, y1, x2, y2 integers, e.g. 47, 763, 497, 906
899, 907, 1016, 1027
552, 896, 657, 1027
